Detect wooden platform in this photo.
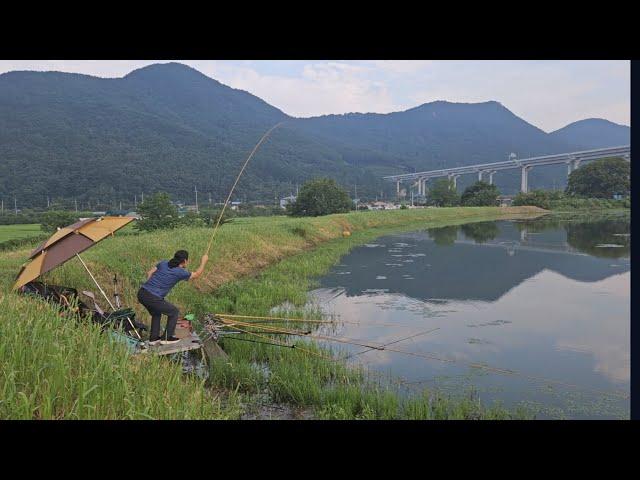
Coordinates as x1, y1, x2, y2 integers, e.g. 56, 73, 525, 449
145, 333, 205, 356
137, 332, 229, 361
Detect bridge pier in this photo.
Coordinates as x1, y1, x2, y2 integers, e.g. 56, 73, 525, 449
383, 146, 629, 195
520, 166, 532, 193
567, 158, 582, 176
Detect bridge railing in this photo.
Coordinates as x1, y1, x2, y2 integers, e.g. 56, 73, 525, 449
384, 145, 630, 193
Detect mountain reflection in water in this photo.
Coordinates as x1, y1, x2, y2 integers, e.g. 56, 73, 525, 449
310, 214, 630, 419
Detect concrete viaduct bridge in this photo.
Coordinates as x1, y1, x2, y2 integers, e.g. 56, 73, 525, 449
383, 145, 630, 196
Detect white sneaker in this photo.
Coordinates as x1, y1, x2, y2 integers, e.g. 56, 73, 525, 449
160, 336, 181, 345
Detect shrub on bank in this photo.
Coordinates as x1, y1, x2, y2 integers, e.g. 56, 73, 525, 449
287, 178, 353, 217
460, 181, 500, 207
512, 190, 629, 210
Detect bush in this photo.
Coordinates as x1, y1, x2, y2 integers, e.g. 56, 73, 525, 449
427, 178, 460, 207
179, 211, 206, 228
135, 192, 180, 231
197, 208, 235, 227
287, 178, 353, 217
40, 211, 82, 233
566, 157, 630, 199
512, 189, 630, 210
512, 190, 563, 209
460, 181, 500, 206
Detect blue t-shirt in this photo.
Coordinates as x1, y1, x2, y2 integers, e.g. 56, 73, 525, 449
142, 260, 191, 299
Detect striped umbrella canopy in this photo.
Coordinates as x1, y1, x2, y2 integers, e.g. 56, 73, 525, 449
13, 216, 135, 290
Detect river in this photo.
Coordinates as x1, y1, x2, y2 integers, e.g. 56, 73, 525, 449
306, 213, 630, 419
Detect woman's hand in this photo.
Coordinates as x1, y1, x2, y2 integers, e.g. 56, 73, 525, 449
190, 254, 209, 280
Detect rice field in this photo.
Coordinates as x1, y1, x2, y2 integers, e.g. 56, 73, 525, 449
0, 224, 42, 242
0, 207, 544, 419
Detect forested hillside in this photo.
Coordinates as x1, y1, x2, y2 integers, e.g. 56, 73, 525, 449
0, 62, 630, 208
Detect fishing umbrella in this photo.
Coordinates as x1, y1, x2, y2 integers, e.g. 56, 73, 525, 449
13, 216, 135, 291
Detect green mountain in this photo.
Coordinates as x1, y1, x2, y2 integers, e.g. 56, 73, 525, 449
0, 62, 629, 208
549, 118, 630, 150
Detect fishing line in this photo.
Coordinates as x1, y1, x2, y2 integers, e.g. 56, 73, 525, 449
345, 327, 440, 359
218, 316, 628, 399
205, 121, 285, 257
221, 334, 299, 349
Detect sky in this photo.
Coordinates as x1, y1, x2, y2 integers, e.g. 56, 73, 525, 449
0, 60, 630, 132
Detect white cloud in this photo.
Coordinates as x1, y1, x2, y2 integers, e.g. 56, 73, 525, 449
405, 60, 630, 131
191, 61, 396, 117
366, 60, 434, 74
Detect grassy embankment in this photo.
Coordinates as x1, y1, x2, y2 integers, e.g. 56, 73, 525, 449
0, 207, 544, 419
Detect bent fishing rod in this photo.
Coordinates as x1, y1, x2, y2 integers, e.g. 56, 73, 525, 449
204, 121, 286, 258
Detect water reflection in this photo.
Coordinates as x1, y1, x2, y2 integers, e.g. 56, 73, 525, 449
460, 221, 500, 244
311, 214, 630, 419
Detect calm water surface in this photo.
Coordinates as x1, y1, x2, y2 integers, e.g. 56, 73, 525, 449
306, 214, 630, 419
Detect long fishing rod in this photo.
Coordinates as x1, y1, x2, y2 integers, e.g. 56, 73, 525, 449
218, 316, 628, 400
216, 313, 417, 328
227, 324, 333, 360
218, 317, 387, 351
222, 333, 304, 349
205, 121, 285, 257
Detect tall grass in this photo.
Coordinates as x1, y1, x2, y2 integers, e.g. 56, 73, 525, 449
0, 292, 240, 419
1, 207, 543, 419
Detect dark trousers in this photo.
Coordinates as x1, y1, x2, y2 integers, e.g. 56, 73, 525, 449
137, 287, 180, 339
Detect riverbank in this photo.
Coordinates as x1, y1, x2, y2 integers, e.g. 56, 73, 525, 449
0, 206, 544, 419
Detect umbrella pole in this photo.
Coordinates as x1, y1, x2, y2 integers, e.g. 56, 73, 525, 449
75, 254, 141, 340
76, 254, 116, 310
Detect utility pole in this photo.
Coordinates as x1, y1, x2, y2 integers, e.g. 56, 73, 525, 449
75, 199, 78, 212
209, 192, 212, 205
354, 184, 358, 211
119, 200, 122, 211
134, 195, 137, 208
141, 192, 144, 204
14, 196, 17, 215
194, 185, 199, 213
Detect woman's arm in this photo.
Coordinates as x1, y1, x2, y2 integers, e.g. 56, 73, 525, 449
146, 266, 157, 280
189, 254, 209, 280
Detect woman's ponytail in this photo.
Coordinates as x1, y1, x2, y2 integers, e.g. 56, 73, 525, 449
168, 250, 189, 268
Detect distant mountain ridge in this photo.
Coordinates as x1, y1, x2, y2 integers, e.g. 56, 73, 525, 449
550, 118, 630, 150
0, 62, 630, 207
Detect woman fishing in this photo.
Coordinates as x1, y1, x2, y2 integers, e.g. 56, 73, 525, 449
137, 250, 208, 345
